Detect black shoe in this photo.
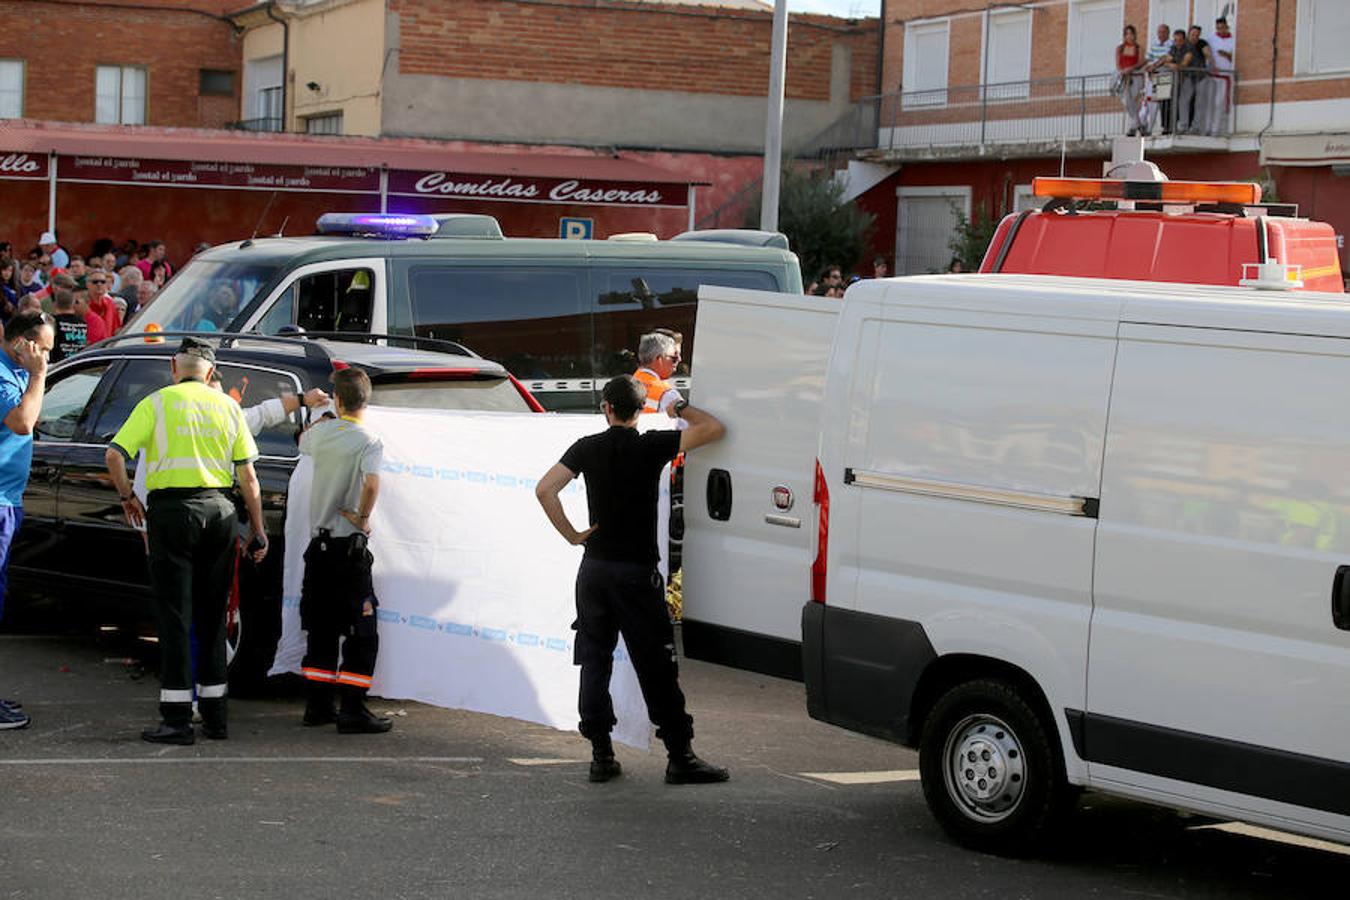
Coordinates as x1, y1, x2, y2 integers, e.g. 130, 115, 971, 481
302, 703, 338, 727
337, 706, 392, 734
201, 723, 228, 740
141, 723, 195, 745
665, 750, 729, 784
589, 756, 623, 783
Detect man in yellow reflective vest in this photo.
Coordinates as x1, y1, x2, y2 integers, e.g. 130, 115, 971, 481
105, 337, 269, 745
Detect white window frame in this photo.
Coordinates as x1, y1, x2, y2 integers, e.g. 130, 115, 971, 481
0, 59, 24, 119
1013, 183, 1039, 213
1295, 0, 1350, 76
903, 17, 951, 109
980, 8, 1033, 101
1065, 0, 1124, 89
243, 54, 284, 123
895, 185, 973, 276
95, 65, 147, 125
241, 258, 388, 335
304, 111, 343, 135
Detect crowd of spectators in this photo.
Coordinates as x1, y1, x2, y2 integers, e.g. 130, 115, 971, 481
805, 255, 894, 297
0, 233, 185, 362
1116, 16, 1235, 137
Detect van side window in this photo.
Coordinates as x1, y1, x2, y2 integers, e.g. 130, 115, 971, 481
592, 268, 778, 377
406, 266, 588, 380
294, 268, 374, 334
257, 285, 295, 334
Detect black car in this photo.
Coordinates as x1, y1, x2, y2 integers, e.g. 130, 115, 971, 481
9, 331, 541, 687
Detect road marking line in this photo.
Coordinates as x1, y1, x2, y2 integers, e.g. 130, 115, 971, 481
0, 756, 484, 766
1192, 822, 1350, 856
798, 770, 922, 785
507, 757, 587, 766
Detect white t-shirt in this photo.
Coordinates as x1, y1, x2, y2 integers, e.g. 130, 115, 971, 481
1209, 32, 1235, 72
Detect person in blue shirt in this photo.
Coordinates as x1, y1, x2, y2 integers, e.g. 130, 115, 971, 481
0, 312, 54, 730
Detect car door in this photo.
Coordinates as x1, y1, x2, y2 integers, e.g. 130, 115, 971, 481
8, 360, 115, 584
1088, 324, 1350, 836
61, 357, 173, 601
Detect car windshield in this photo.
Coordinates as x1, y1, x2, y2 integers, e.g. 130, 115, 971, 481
125, 258, 280, 334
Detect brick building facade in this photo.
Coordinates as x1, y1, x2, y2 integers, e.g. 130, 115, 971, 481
0, 0, 242, 129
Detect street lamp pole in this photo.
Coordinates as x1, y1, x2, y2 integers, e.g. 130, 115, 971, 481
760, 0, 789, 232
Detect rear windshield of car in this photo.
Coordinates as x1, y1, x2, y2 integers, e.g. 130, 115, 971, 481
370, 378, 528, 413
125, 258, 281, 334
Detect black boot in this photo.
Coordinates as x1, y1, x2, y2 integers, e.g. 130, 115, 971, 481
588, 735, 622, 783
664, 745, 729, 784
142, 722, 195, 745
302, 683, 338, 727
199, 698, 228, 740
337, 690, 392, 734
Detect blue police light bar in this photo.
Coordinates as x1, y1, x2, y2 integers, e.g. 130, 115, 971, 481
316, 213, 439, 238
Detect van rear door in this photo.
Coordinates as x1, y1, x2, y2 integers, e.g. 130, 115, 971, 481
681, 286, 838, 680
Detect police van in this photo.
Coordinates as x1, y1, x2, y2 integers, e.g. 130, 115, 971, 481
125, 213, 802, 411
683, 274, 1350, 854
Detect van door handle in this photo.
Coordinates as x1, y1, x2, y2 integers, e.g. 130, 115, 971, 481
707, 469, 732, 521
1333, 566, 1350, 630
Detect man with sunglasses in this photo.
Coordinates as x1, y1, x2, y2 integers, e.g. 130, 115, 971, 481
85, 272, 121, 339
632, 331, 683, 418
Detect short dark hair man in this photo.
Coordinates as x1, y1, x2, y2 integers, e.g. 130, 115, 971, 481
296, 367, 391, 734
0, 311, 54, 730
535, 375, 729, 784
49, 290, 88, 364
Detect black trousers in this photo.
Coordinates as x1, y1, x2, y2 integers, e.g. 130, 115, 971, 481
146, 488, 236, 727
573, 557, 693, 749
300, 534, 379, 696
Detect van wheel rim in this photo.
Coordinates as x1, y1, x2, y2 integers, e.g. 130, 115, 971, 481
941, 714, 1026, 823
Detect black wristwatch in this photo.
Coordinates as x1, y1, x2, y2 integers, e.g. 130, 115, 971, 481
673, 399, 689, 416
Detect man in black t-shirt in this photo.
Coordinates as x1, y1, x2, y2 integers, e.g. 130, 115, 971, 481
536, 375, 728, 784
48, 290, 88, 364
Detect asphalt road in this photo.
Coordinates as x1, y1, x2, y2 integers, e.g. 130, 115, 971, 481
0, 631, 1346, 899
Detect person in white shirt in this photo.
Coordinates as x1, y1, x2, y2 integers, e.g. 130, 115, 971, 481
1208, 17, 1235, 136
1144, 22, 1173, 135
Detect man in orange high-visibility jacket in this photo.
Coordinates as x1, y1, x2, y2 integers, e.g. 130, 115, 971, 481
633, 331, 683, 418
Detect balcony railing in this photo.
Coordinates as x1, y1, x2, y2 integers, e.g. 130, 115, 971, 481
226, 117, 284, 133
849, 68, 1233, 155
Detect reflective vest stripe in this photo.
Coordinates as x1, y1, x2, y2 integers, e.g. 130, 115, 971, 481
302, 667, 339, 682
145, 457, 233, 475
151, 392, 169, 460
160, 689, 194, 703
634, 369, 673, 414
195, 683, 228, 699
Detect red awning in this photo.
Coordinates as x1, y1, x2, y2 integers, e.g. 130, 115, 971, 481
0, 119, 708, 185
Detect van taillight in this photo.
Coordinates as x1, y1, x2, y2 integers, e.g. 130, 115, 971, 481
811, 458, 829, 604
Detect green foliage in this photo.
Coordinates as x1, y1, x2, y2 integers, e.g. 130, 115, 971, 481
948, 206, 999, 272
747, 168, 875, 282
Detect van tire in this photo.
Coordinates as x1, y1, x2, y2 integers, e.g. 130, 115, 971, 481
918, 678, 1070, 855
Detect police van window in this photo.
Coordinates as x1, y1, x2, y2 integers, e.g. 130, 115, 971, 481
215, 364, 303, 458
88, 359, 173, 443
257, 285, 295, 335
36, 364, 112, 442
124, 258, 280, 334
407, 266, 588, 380
295, 268, 374, 334
591, 268, 778, 378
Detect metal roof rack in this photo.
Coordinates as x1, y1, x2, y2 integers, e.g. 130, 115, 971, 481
92, 331, 332, 362
286, 331, 479, 359
93, 330, 478, 361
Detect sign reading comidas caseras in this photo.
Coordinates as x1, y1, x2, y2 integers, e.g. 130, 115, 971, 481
388, 169, 682, 208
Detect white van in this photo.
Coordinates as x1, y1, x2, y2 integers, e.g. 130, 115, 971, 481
683, 275, 1350, 853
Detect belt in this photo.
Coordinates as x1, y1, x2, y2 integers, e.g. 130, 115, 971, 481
148, 487, 227, 498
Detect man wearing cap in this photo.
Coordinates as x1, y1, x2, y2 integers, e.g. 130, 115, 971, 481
104, 337, 269, 744
37, 232, 68, 271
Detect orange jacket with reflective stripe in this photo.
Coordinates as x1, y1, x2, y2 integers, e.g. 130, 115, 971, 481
634, 368, 674, 414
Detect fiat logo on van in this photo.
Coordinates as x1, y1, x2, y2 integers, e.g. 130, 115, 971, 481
772, 486, 794, 511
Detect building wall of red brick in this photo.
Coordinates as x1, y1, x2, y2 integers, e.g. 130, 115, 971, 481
391, 0, 878, 103
0, 0, 241, 127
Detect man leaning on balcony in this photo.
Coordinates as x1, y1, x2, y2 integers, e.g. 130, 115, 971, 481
1207, 17, 1235, 136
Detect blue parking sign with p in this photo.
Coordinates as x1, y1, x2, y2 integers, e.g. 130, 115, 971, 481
560, 217, 593, 240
